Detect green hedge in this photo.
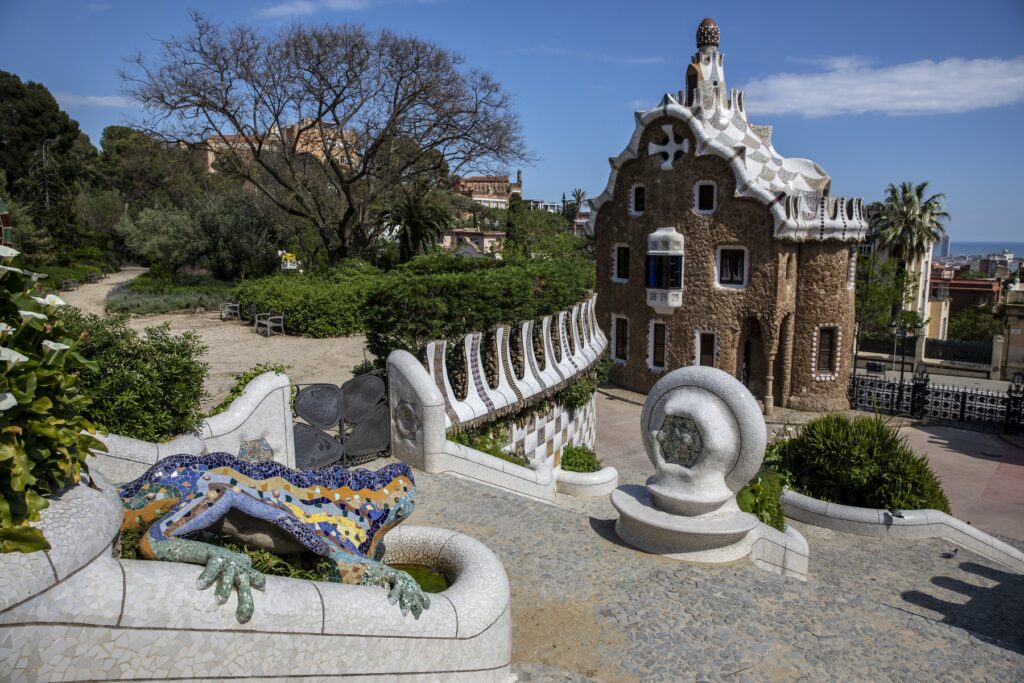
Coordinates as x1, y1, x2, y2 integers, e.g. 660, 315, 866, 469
106, 272, 235, 315
560, 445, 602, 473
233, 261, 382, 338
58, 308, 209, 442
363, 255, 594, 359
774, 413, 950, 513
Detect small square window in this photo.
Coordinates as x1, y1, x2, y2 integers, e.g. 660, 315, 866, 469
718, 248, 746, 286
696, 183, 716, 213
614, 246, 630, 281
614, 317, 629, 362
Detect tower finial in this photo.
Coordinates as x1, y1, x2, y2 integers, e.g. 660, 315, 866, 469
696, 17, 719, 49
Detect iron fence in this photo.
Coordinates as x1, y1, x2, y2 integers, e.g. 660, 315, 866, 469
858, 336, 911, 356
848, 375, 1024, 434
924, 338, 993, 365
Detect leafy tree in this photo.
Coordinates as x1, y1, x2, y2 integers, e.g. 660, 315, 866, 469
125, 14, 528, 267
855, 253, 912, 340
947, 306, 1002, 343
118, 207, 209, 276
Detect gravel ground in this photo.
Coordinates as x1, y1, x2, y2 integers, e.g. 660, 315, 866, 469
408, 468, 1024, 682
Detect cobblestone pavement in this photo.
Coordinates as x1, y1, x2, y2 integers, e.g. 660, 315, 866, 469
409, 468, 1024, 681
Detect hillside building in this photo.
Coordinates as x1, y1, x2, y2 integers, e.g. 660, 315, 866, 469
589, 18, 868, 413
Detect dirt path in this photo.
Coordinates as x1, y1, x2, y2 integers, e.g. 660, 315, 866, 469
58, 267, 371, 409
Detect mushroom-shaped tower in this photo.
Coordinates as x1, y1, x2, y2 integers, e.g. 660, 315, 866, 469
696, 17, 720, 49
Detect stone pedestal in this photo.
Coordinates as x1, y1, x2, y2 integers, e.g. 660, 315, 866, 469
612, 366, 796, 567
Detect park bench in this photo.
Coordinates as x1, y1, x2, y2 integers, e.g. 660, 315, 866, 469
60, 278, 79, 291
255, 310, 285, 337
239, 302, 258, 326
220, 302, 240, 321
85, 272, 100, 284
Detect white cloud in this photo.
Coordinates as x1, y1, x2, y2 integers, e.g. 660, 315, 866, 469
741, 55, 1024, 117
86, 2, 112, 11
257, 0, 372, 16
55, 92, 134, 108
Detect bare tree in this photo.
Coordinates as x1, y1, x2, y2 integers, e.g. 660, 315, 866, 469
123, 13, 528, 266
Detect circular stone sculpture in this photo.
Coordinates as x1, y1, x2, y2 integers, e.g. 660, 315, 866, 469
611, 365, 767, 562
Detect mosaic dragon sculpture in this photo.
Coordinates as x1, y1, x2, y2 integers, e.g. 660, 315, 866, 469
119, 453, 429, 623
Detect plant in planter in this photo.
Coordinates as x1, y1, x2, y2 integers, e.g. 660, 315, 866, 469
560, 444, 603, 473
0, 246, 105, 553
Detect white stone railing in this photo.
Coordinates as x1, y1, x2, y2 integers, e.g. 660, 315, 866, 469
424, 293, 607, 431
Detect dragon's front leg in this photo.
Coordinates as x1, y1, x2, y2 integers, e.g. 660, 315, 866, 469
332, 550, 431, 619
144, 533, 266, 623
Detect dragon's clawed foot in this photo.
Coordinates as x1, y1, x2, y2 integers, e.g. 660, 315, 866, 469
365, 565, 431, 619
195, 546, 267, 623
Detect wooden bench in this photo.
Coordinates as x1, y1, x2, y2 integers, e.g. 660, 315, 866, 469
220, 302, 240, 321
60, 279, 79, 291
85, 272, 100, 284
255, 311, 285, 337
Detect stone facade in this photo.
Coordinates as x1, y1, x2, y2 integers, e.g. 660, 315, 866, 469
590, 18, 866, 413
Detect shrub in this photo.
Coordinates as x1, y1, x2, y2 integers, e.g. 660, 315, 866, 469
57, 308, 208, 442
105, 272, 235, 315
775, 413, 950, 513
737, 467, 786, 531
363, 255, 594, 359
208, 362, 291, 416
560, 445, 602, 473
234, 263, 381, 338
0, 248, 105, 553
450, 423, 527, 467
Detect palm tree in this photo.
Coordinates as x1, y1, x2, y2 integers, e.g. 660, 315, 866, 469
870, 181, 950, 321
570, 188, 587, 214
871, 181, 949, 265
380, 182, 451, 263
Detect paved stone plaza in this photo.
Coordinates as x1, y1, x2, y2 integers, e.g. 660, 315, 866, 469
411, 464, 1024, 681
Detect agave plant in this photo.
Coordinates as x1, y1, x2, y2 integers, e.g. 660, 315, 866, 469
0, 245, 105, 553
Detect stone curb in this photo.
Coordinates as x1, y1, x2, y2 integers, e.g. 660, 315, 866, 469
781, 489, 1024, 574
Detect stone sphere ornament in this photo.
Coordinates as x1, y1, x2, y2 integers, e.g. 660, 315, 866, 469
611, 365, 772, 563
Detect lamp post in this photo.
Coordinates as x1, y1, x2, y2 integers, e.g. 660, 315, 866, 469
889, 318, 925, 414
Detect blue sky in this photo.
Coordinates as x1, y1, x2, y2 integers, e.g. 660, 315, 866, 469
2, 0, 1023, 241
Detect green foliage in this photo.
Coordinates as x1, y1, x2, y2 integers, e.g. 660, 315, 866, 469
57, 308, 208, 442
947, 306, 1002, 343
378, 181, 450, 264
560, 445, 602, 473
0, 249, 106, 553
855, 253, 912, 340
105, 272, 235, 316
208, 363, 291, 417
557, 355, 610, 412
737, 467, 786, 532
118, 207, 210, 277
869, 181, 949, 263
364, 254, 594, 358
234, 263, 382, 338
774, 413, 950, 513
450, 423, 527, 467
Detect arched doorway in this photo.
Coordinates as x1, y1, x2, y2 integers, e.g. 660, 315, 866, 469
736, 318, 766, 399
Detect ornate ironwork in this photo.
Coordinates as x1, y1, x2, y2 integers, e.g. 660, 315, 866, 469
848, 374, 1023, 434
292, 373, 390, 469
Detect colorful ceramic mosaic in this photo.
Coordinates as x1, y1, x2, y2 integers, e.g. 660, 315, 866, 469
119, 453, 428, 623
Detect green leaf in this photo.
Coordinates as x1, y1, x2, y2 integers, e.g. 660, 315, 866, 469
0, 525, 51, 553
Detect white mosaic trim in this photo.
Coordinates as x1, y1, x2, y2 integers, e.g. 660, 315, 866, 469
628, 183, 645, 216
647, 319, 668, 373
811, 323, 842, 381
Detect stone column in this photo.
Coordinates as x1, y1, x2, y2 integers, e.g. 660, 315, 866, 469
763, 355, 775, 416
914, 332, 926, 366
991, 335, 1006, 380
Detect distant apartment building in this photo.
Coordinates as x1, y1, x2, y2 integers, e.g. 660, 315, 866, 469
438, 229, 504, 259
1000, 278, 1024, 380
454, 171, 522, 209
525, 199, 563, 213
197, 119, 356, 173
980, 250, 1014, 279
929, 268, 1005, 316
861, 226, 935, 324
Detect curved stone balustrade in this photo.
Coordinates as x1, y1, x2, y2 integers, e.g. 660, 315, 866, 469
425, 294, 607, 431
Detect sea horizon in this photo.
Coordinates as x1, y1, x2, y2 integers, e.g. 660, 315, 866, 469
934, 241, 1024, 258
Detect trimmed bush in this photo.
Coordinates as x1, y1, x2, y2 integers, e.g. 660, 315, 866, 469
560, 445, 602, 473
0, 250, 105, 553
234, 260, 382, 338
775, 413, 950, 513
106, 272, 235, 315
363, 255, 594, 359
58, 308, 208, 442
